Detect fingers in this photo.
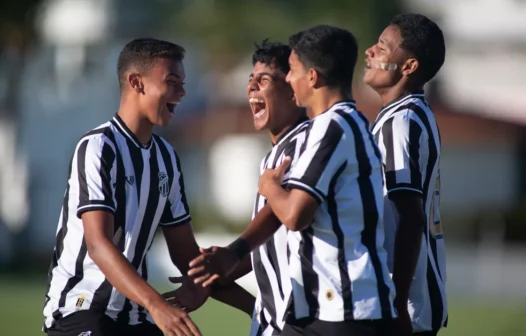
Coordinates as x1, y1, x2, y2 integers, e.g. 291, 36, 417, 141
280, 156, 291, 170
187, 265, 207, 277
192, 273, 214, 285
189, 254, 209, 268
183, 315, 202, 336
202, 274, 220, 287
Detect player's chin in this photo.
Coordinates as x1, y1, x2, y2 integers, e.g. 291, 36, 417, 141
253, 118, 269, 131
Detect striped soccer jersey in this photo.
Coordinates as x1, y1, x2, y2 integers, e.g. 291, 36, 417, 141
43, 114, 190, 330
371, 91, 447, 332
284, 101, 397, 322
250, 119, 310, 336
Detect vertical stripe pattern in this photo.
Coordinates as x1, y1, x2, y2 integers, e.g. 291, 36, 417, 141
285, 101, 396, 322
43, 115, 191, 330
371, 92, 448, 332
250, 119, 310, 336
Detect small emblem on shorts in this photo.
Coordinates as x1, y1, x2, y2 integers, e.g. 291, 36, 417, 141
158, 172, 170, 197
75, 295, 86, 308
325, 289, 334, 301
78, 332, 92, 336
125, 176, 135, 185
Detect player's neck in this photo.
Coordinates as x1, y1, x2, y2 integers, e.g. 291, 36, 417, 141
269, 113, 304, 145
117, 104, 154, 146
378, 83, 423, 107
309, 88, 352, 118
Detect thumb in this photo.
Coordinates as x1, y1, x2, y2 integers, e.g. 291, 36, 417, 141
168, 276, 185, 284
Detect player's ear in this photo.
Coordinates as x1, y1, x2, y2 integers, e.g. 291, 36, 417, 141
128, 72, 144, 94
308, 68, 320, 89
401, 58, 418, 77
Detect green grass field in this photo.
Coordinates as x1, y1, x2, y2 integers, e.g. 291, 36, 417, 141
1, 275, 525, 336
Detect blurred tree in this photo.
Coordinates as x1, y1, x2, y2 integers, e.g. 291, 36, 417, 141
158, 0, 403, 73
0, 0, 41, 49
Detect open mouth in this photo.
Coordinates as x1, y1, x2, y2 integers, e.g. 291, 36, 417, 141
166, 101, 180, 114
249, 97, 266, 119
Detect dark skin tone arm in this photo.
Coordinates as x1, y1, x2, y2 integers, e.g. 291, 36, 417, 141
188, 158, 318, 287
82, 211, 200, 336
389, 191, 425, 305
162, 223, 255, 315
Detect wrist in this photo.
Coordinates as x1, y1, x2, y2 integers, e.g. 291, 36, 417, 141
143, 293, 165, 312
227, 238, 251, 261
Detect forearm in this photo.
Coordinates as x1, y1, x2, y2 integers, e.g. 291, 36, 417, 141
262, 182, 297, 230
88, 238, 162, 310
212, 283, 255, 316
392, 214, 425, 302
221, 255, 252, 284
237, 203, 282, 251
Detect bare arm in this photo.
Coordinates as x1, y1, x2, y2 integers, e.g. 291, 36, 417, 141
259, 181, 318, 232
211, 283, 255, 316
83, 211, 164, 310
390, 191, 425, 304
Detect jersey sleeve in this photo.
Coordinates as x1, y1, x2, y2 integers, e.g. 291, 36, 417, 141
287, 116, 346, 204
76, 136, 117, 218
381, 112, 424, 195
159, 150, 192, 227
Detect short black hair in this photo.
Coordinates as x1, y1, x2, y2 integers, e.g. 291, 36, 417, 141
390, 13, 446, 84
252, 39, 291, 75
117, 38, 185, 91
288, 25, 358, 90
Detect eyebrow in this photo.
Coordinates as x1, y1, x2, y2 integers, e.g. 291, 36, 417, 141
167, 73, 183, 79
249, 72, 277, 79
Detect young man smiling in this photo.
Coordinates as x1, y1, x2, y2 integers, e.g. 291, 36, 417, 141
364, 14, 448, 336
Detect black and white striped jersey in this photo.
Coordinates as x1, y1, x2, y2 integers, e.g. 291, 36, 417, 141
284, 101, 396, 322
371, 91, 447, 332
43, 114, 190, 330
250, 119, 310, 336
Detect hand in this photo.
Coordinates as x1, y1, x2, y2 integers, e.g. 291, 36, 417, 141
393, 301, 413, 336
188, 246, 240, 287
148, 298, 201, 336
258, 156, 291, 197
162, 276, 211, 313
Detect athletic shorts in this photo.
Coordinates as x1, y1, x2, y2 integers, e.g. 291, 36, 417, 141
45, 310, 163, 336
281, 317, 394, 336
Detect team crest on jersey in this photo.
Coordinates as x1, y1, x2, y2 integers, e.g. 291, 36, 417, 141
158, 172, 170, 197
78, 332, 92, 336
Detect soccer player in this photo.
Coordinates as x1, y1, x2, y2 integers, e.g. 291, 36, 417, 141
42, 38, 253, 336
190, 26, 398, 336
363, 14, 447, 336
178, 39, 309, 336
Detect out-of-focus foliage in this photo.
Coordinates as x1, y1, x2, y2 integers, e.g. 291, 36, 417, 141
159, 0, 402, 70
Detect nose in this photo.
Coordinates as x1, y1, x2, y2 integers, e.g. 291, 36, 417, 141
179, 86, 186, 97
365, 46, 374, 58
247, 78, 259, 94
285, 71, 291, 84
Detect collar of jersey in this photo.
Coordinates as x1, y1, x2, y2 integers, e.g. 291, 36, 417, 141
325, 99, 356, 114
112, 114, 153, 150
374, 91, 425, 123
273, 114, 309, 147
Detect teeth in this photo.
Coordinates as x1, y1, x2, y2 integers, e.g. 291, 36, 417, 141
168, 101, 180, 105
249, 98, 265, 104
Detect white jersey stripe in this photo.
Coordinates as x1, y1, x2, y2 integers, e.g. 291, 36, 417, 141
372, 92, 447, 332
44, 115, 191, 330
284, 101, 396, 322
250, 119, 309, 336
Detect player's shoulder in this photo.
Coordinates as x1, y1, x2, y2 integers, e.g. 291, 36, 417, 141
76, 121, 117, 152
